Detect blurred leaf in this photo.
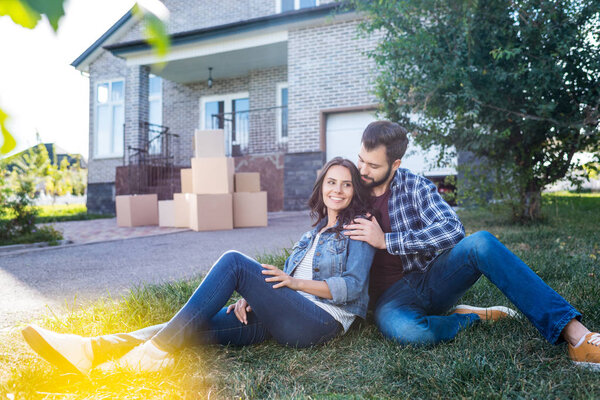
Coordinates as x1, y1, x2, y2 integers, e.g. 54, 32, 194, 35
0, 0, 40, 29
0, 108, 17, 155
133, 1, 171, 59
23, 0, 66, 31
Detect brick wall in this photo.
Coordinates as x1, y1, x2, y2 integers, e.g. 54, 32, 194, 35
121, 0, 276, 42
287, 18, 382, 153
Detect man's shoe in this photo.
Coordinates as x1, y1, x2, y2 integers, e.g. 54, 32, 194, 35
569, 332, 600, 370
451, 304, 518, 321
99, 340, 173, 373
22, 325, 94, 374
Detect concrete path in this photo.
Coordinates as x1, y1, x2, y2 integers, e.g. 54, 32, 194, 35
0, 211, 312, 329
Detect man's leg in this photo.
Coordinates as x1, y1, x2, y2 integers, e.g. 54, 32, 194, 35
424, 231, 581, 344
373, 273, 480, 346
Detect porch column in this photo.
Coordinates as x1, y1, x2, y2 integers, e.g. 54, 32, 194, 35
125, 65, 150, 157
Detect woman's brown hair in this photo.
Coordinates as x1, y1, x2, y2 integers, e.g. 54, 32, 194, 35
308, 157, 373, 231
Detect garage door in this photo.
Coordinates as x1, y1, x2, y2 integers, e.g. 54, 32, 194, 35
325, 111, 456, 176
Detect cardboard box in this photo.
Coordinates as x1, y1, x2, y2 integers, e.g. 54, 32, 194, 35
180, 168, 193, 193
233, 192, 268, 228
234, 172, 261, 193
194, 129, 225, 158
158, 200, 176, 227
191, 157, 234, 194
189, 193, 233, 231
116, 194, 158, 227
173, 193, 192, 228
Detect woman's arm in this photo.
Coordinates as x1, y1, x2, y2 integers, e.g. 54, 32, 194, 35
324, 239, 376, 305
262, 264, 333, 299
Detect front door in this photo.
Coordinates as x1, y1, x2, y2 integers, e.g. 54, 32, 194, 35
200, 92, 249, 156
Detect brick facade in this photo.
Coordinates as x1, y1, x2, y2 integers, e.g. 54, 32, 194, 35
85, 1, 383, 213
287, 18, 382, 153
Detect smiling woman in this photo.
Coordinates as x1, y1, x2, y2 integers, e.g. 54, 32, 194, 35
22, 157, 377, 375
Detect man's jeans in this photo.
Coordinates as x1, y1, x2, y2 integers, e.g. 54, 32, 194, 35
90, 251, 341, 364
374, 231, 581, 346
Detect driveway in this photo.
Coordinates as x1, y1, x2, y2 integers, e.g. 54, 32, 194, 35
0, 211, 312, 329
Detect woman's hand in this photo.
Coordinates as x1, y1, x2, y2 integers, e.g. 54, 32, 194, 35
226, 298, 252, 324
262, 264, 299, 290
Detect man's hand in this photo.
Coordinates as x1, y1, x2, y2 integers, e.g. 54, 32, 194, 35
261, 264, 299, 290
343, 215, 386, 249
226, 298, 252, 325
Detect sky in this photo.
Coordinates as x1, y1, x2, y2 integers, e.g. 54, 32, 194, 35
0, 0, 136, 160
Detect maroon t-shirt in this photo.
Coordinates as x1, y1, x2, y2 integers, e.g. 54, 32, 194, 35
369, 187, 404, 306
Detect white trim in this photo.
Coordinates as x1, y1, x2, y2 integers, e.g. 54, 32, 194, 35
93, 78, 125, 159
276, 0, 320, 13
276, 82, 288, 143
125, 30, 288, 66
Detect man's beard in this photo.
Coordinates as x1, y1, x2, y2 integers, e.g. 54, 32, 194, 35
361, 163, 393, 189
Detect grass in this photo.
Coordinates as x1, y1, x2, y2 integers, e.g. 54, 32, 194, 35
35, 204, 113, 223
1, 193, 600, 399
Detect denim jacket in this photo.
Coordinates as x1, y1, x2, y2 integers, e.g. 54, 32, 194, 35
283, 217, 376, 319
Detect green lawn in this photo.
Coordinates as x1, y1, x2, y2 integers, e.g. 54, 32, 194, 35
35, 204, 113, 223
1, 193, 599, 399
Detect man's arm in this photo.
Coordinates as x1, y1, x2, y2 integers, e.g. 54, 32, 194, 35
385, 179, 465, 256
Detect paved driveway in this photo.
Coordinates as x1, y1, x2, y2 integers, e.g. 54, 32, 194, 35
0, 211, 312, 329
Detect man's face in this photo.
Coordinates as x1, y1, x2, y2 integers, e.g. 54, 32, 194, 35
357, 144, 395, 190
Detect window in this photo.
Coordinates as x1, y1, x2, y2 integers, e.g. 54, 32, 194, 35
148, 75, 163, 154
276, 83, 288, 142
278, 0, 318, 13
95, 80, 124, 158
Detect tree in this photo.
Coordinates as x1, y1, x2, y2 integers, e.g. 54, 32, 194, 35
352, 0, 600, 220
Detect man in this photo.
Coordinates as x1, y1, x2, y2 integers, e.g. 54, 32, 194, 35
343, 120, 600, 369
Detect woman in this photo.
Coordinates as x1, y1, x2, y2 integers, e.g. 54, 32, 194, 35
22, 157, 376, 374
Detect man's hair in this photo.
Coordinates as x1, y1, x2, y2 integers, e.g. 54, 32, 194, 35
361, 121, 409, 164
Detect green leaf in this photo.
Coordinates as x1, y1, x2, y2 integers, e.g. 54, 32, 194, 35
0, 0, 40, 29
0, 108, 17, 155
132, 1, 171, 59
22, 0, 66, 31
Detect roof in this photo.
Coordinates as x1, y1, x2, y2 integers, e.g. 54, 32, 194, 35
73, 3, 344, 67
71, 9, 134, 68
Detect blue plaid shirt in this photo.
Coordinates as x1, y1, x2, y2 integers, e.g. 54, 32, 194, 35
384, 168, 465, 273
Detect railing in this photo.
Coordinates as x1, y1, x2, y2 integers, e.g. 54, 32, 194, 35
117, 122, 182, 200
208, 106, 288, 156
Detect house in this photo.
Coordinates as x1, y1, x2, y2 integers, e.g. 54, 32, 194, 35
72, 0, 455, 215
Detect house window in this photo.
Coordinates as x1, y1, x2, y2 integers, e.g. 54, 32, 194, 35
276, 83, 288, 142
95, 80, 124, 158
148, 75, 163, 154
278, 0, 318, 13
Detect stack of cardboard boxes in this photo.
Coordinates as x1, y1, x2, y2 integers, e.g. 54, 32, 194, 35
116, 129, 267, 230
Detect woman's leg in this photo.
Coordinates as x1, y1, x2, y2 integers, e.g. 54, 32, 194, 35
151, 251, 341, 352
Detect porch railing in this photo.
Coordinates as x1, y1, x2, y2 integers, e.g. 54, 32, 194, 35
116, 122, 182, 200
208, 106, 288, 156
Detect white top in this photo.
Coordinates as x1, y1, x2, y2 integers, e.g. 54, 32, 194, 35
292, 232, 356, 333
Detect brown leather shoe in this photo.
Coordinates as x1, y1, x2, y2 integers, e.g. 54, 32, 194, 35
451, 305, 517, 321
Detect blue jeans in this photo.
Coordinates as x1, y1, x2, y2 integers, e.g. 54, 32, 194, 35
374, 231, 581, 346
90, 251, 341, 362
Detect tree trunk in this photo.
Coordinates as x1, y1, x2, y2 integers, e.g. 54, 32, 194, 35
519, 189, 542, 221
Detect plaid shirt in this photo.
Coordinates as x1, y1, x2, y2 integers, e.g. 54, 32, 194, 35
384, 168, 465, 274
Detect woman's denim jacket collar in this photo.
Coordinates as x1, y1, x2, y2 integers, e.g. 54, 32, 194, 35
283, 217, 376, 319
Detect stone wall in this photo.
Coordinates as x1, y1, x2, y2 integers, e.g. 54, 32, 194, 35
283, 151, 325, 210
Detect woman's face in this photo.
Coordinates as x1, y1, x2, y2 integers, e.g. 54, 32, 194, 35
322, 165, 354, 214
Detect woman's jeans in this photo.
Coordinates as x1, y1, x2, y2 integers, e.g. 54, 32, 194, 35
90, 251, 341, 363
374, 231, 581, 346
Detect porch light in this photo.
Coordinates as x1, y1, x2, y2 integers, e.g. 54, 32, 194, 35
207, 67, 213, 88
